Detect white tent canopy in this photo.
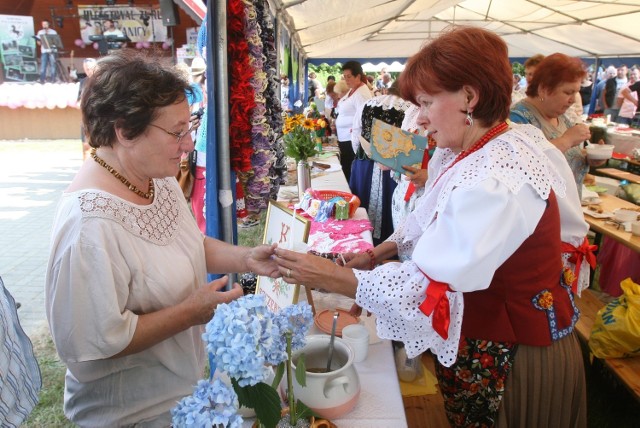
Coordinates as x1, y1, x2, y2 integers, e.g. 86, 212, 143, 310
271, 0, 640, 60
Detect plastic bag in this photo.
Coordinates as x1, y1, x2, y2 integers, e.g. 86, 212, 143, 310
588, 278, 640, 359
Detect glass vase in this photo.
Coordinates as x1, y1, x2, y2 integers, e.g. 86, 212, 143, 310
296, 160, 311, 201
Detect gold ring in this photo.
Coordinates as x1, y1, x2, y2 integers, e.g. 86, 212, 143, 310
286, 268, 292, 278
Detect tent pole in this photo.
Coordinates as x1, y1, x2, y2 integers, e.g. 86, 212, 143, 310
212, 0, 235, 288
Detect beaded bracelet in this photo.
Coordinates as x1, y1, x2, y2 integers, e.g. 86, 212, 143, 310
365, 248, 376, 270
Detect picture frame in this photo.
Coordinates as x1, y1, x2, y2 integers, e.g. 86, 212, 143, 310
255, 200, 311, 312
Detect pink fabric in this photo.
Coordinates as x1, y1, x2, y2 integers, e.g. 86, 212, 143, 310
308, 219, 374, 253
191, 166, 206, 234
597, 237, 640, 297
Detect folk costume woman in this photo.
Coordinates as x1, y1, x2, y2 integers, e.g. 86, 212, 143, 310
274, 27, 587, 427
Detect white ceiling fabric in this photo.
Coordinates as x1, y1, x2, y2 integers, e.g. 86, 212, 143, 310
271, 0, 640, 60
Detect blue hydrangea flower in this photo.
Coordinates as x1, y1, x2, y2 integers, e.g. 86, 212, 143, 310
266, 303, 314, 365
203, 294, 274, 386
171, 378, 243, 427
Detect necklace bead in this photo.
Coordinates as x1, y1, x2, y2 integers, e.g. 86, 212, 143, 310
90, 148, 154, 199
432, 122, 509, 188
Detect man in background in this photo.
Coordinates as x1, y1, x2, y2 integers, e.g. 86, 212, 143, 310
36, 19, 57, 83
102, 19, 126, 49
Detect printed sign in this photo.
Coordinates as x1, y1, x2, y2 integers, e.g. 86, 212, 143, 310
78, 6, 166, 44
0, 15, 37, 82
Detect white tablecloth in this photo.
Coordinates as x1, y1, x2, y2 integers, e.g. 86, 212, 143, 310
267, 156, 407, 426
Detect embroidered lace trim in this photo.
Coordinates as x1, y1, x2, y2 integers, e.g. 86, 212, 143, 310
78, 179, 180, 244
364, 94, 415, 112
403, 125, 566, 243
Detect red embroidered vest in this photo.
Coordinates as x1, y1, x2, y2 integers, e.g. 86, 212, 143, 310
461, 191, 577, 345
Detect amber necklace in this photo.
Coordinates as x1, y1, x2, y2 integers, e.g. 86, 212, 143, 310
90, 148, 154, 199
431, 121, 509, 188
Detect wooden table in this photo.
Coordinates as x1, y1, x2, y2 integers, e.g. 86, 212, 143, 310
583, 193, 640, 253
595, 167, 640, 184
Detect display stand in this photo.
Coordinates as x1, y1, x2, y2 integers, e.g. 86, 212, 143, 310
40, 34, 70, 83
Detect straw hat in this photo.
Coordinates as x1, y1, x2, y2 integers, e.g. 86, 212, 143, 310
190, 57, 206, 76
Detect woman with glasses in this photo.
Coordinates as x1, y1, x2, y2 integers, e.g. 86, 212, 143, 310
335, 60, 372, 181
45, 50, 280, 426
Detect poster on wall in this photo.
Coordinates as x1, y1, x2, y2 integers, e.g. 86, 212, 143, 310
0, 15, 37, 82
77, 6, 166, 44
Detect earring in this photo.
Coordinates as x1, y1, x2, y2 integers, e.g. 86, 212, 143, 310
465, 110, 474, 127
540, 97, 545, 102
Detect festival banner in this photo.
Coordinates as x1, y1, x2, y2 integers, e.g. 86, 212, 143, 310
0, 15, 37, 82
77, 5, 166, 44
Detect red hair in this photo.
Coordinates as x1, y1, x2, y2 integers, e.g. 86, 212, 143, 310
399, 26, 512, 126
526, 53, 586, 97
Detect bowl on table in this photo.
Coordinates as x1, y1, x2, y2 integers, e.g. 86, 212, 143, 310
613, 208, 639, 223
586, 144, 614, 160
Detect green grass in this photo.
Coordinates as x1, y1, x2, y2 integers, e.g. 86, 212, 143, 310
24, 327, 74, 427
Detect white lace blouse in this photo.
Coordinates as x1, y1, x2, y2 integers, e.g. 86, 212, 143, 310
45, 178, 207, 426
354, 125, 575, 366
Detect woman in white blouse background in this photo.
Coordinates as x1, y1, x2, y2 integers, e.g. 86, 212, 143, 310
334, 60, 372, 182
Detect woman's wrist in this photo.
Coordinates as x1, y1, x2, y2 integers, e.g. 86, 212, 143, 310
364, 248, 376, 270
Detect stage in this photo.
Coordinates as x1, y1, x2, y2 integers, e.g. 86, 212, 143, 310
0, 82, 81, 140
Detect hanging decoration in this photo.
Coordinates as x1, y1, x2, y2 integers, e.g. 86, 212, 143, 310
257, 0, 285, 203
227, 0, 256, 172
227, 0, 286, 214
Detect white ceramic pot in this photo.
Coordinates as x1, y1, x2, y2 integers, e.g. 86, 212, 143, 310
289, 335, 360, 419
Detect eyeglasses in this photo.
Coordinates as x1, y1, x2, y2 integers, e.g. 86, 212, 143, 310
148, 120, 197, 144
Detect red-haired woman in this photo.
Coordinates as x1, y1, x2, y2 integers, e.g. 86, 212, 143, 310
274, 27, 587, 427
510, 53, 599, 196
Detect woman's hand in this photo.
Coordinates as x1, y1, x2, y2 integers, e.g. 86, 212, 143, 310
343, 252, 373, 270
184, 276, 244, 325
246, 243, 280, 278
402, 165, 428, 188
274, 248, 358, 297
553, 123, 591, 152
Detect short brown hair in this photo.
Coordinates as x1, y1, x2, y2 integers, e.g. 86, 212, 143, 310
399, 26, 512, 127
81, 49, 190, 148
524, 54, 545, 69
525, 53, 586, 97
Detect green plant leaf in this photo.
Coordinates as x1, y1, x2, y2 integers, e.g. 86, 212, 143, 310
232, 380, 282, 428
295, 400, 318, 420
295, 354, 307, 387
272, 362, 285, 389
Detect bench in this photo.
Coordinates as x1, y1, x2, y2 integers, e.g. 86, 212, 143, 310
574, 289, 640, 402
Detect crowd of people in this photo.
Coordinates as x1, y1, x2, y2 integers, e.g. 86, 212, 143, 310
5, 11, 631, 428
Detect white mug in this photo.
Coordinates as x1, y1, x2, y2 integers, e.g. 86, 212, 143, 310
341, 324, 369, 363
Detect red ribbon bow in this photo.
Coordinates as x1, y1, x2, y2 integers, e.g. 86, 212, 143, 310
418, 275, 452, 340
561, 237, 597, 293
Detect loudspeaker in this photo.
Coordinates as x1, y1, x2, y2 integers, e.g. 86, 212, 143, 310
159, 0, 180, 27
